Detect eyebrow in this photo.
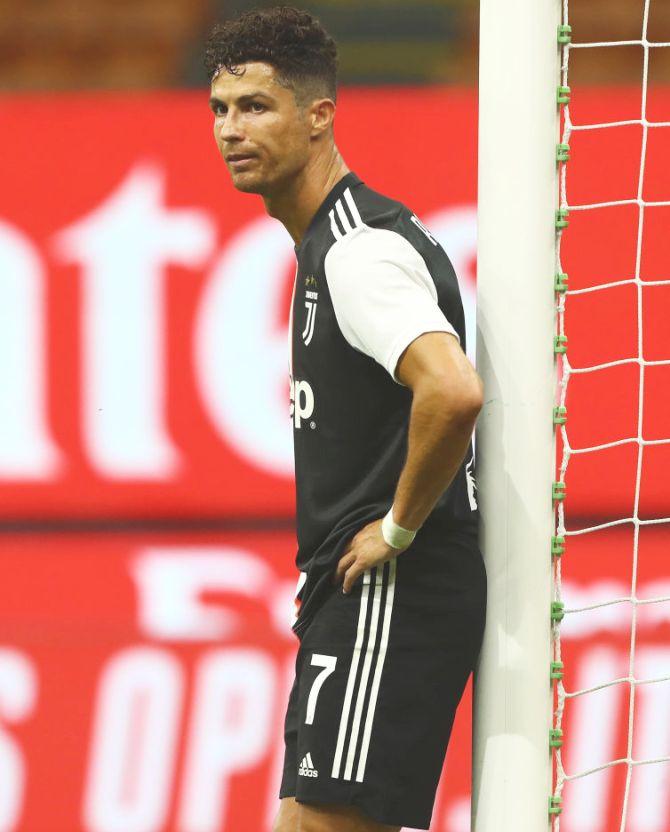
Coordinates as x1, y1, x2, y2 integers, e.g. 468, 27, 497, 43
209, 92, 274, 109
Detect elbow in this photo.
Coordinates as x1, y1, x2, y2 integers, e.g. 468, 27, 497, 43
464, 372, 484, 418
415, 372, 484, 427
453, 379, 483, 426
444, 368, 484, 422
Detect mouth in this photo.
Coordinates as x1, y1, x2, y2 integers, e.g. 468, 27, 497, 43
226, 153, 257, 169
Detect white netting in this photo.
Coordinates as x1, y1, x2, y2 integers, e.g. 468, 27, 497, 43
552, 1, 670, 829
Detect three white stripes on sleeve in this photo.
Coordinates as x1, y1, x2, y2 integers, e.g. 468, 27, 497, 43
329, 188, 364, 241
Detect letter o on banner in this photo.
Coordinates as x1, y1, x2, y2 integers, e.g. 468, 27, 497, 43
83, 647, 184, 832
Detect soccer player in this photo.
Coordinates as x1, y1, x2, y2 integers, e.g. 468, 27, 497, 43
204, 7, 486, 831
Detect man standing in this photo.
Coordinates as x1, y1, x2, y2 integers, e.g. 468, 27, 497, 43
204, 8, 486, 831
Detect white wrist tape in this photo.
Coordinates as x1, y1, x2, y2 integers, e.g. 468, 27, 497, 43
381, 507, 417, 549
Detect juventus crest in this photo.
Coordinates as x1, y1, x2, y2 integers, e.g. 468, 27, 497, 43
302, 275, 318, 346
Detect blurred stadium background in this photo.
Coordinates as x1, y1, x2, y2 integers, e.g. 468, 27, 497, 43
0, 1, 668, 831
3, 0, 670, 90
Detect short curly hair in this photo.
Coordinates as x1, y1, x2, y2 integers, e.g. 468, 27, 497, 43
204, 6, 338, 106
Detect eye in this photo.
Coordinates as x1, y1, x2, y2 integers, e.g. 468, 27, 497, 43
249, 101, 266, 113
212, 103, 227, 117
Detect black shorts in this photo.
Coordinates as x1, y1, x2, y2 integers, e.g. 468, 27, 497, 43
279, 532, 487, 830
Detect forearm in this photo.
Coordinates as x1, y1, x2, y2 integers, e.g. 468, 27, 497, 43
391, 384, 479, 531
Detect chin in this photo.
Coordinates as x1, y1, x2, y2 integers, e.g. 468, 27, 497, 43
230, 172, 269, 195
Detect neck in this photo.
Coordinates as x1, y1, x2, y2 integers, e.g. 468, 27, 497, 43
263, 146, 349, 246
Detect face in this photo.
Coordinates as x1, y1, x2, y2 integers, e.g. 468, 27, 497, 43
209, 62, 313, 195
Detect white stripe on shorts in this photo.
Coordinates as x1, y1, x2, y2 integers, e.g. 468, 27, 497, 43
343, 566, 385, 780
331, 570, 372, 779
331, 559, 397, 783
356, 557, 397, 781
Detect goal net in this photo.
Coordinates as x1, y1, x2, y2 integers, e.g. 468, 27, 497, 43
475, 0, 670, 829
551, 2, 670, 830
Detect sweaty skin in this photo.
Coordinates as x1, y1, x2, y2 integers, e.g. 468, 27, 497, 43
209, 61, 349, 244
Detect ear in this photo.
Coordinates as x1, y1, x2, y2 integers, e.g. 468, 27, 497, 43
308, 98, 336, 137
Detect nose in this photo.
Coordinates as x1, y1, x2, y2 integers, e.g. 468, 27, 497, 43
219, 109, 245, 144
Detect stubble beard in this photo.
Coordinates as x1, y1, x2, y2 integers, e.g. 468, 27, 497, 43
227, 160, 276, 196
230, 173, 265, 194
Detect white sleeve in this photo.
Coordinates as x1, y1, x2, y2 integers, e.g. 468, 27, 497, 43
324, 226, 460, 385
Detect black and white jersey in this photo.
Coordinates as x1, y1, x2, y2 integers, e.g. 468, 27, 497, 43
289, 172, 478, 634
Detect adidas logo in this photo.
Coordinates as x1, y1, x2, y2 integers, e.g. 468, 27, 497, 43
298, 752, 318, 778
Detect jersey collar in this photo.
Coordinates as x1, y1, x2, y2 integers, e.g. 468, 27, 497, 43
295, 171, 362, 253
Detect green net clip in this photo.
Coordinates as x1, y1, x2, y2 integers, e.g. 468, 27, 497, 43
556, 143, 571, 163
552, 535, 566, 557
551, 601, 565, 622
550, 728, 564, 749
550, 660, 564, 681
555, 208, 570, 229
554, 334, 568, 354
555, 272, 569, 292
557, 85, 571, 105
549, 795, 563, 816
552, 481, 566, 501
553, 406, 567, 426
557, 24, 572, 45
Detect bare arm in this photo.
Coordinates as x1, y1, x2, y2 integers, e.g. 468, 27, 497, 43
335, 330, 482, 593
391, 330, 483, 529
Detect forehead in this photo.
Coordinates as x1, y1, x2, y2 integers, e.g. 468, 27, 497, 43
210, 61, 290, 101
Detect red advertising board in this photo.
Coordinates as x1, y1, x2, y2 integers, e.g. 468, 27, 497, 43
0, 528, 668, 831
0, 89, 480, 520
0, 87, 669, 832
2, 88, 666, 519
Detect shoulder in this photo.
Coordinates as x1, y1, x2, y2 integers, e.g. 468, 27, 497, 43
325, 225, 429, 285
326, 179, 405, 242
324, 183, 428, 273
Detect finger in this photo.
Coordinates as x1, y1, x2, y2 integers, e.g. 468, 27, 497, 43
334, 552, 356, 584
342, 561, 363, 595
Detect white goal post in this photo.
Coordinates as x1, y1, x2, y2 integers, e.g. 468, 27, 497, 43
473, 1, 561, 830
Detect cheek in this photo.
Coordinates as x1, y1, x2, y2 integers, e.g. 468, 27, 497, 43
268, 114, 305, 149
274, 128, 309, 164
